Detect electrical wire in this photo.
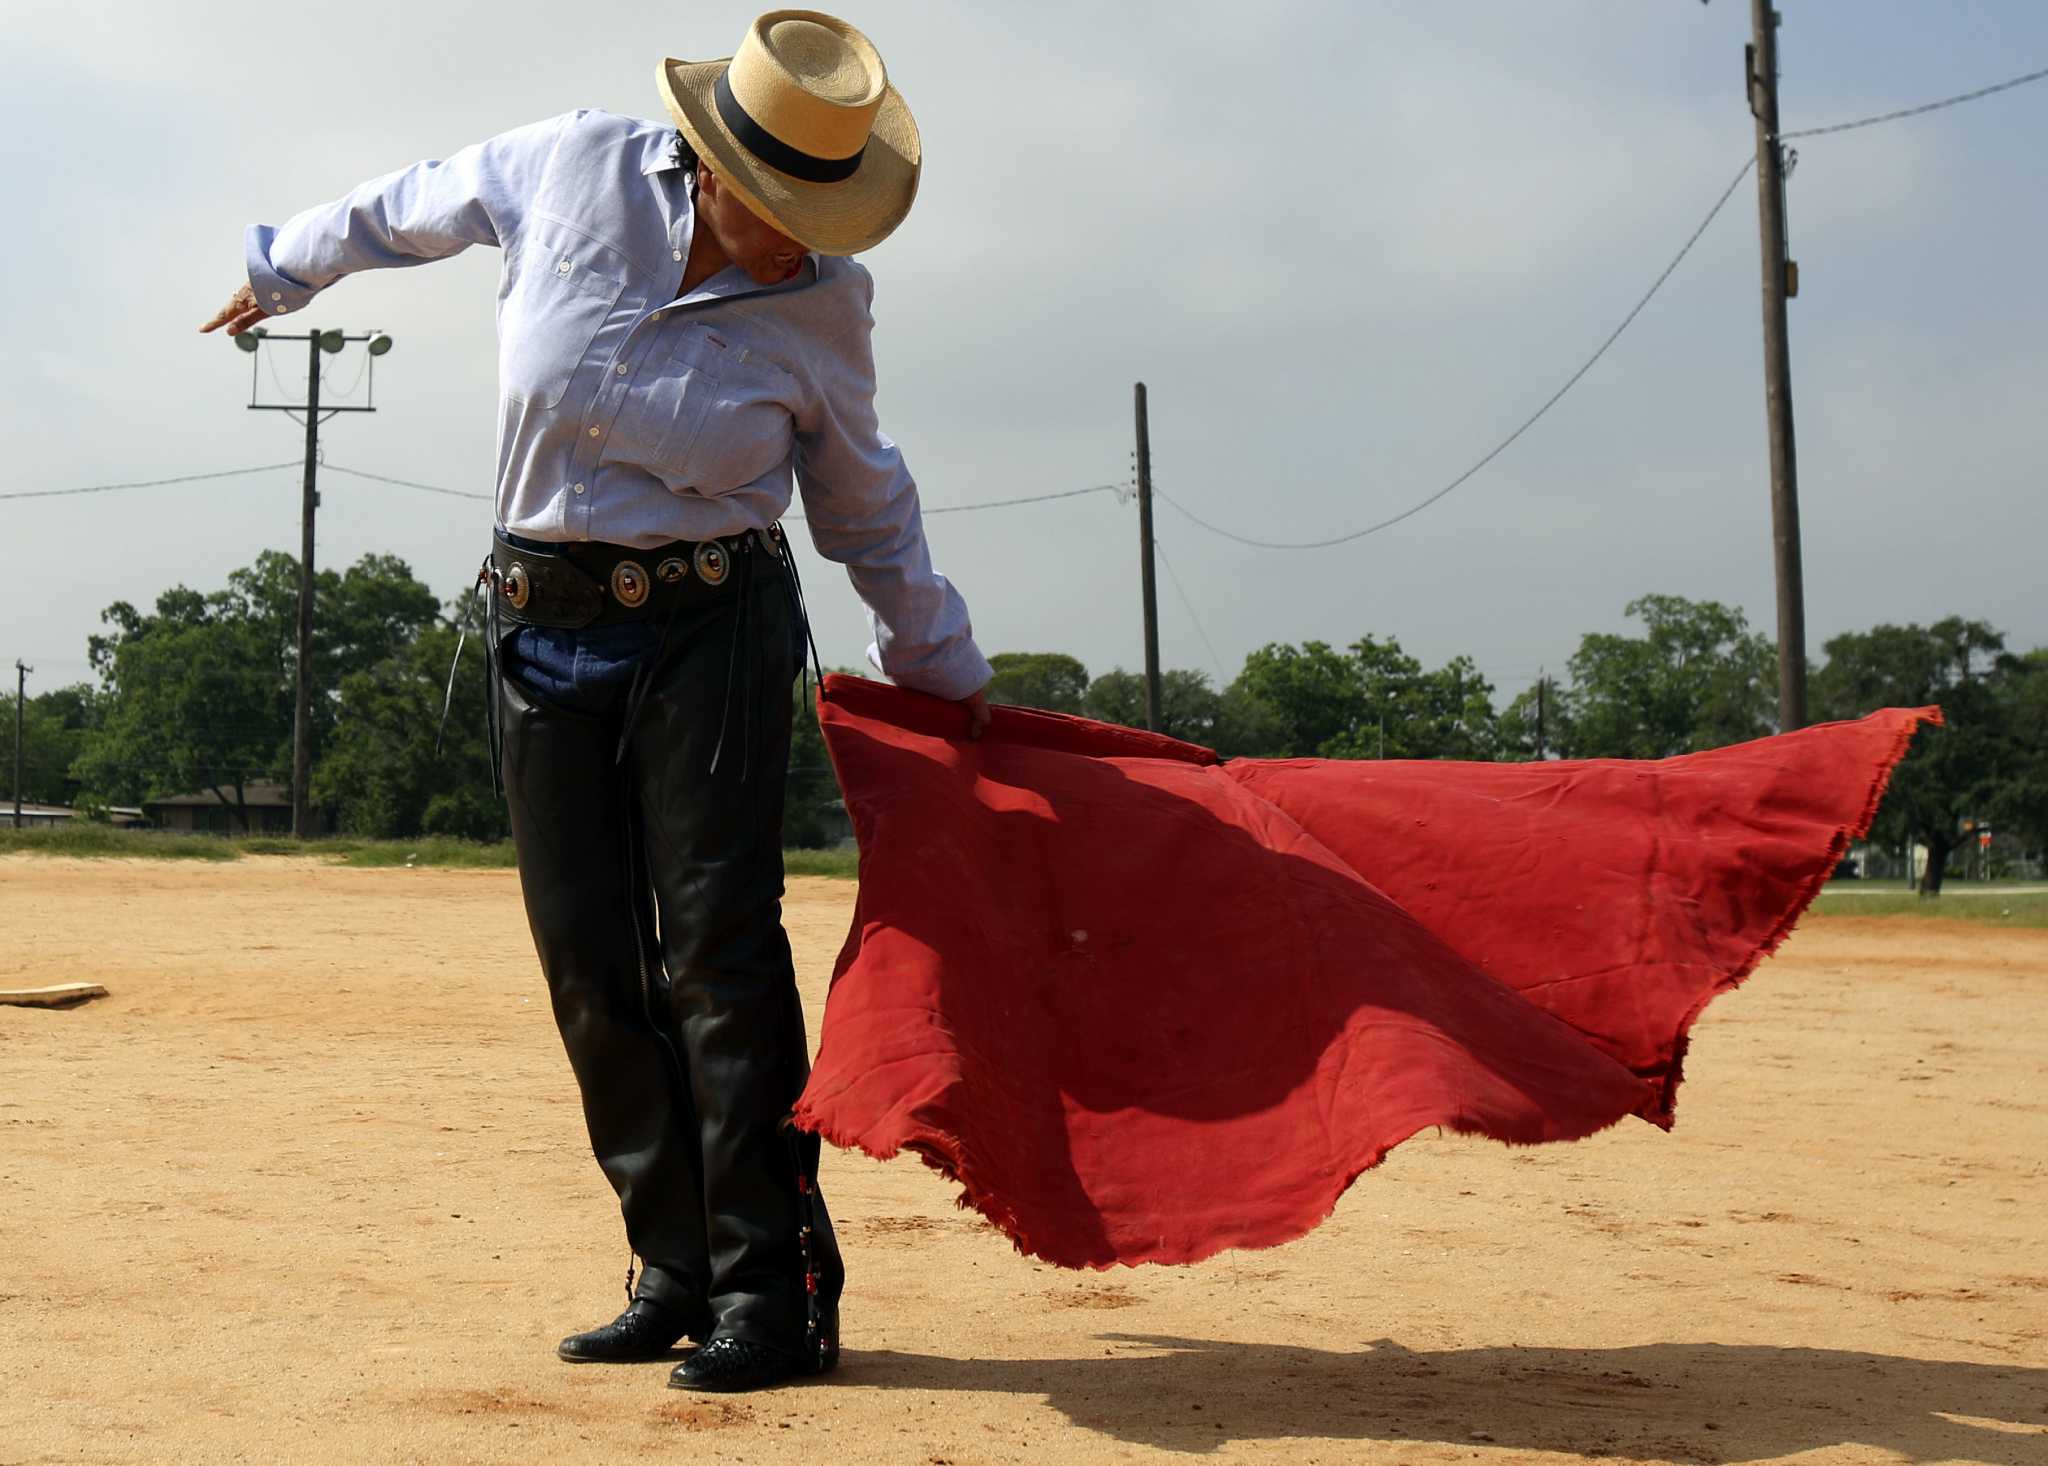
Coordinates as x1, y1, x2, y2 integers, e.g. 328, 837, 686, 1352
322, 351, 372, 402
0, 462, 302, 502
1781, 63, 2048, 140
322, 465, 491, 501
1151, 538, 1226, 682
785, 482, 1127, 524
263, 344, 301, 407
922, 483, 1126, 516
315, 466, 1130, 516
1157, 156, 1758, 550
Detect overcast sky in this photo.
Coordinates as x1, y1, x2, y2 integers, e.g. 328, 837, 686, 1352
5, 1, 2044, 707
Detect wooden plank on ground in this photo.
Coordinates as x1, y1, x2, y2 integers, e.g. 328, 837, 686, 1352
0, 983, 109, 1008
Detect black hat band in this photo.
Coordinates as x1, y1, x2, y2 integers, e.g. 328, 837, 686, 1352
714, 70, 867, 185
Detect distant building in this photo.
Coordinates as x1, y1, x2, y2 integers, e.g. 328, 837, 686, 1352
142, 781, 324, 836
6, 802, 146, 830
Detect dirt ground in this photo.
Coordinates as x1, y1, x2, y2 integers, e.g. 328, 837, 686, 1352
1, 856, 2043, 1466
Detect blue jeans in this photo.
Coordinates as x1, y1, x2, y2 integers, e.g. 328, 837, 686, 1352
502, 619, 664, 713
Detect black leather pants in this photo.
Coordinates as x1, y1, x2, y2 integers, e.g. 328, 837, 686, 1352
496, 548, 843, 1354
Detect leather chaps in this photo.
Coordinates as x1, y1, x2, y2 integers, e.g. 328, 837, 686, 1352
495, 542, 843, 1356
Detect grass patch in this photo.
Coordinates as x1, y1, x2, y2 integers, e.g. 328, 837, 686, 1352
1810, 887, 2048, 928
784, 846, 859, 880
1, 824, 857, 877
0, 824, 240, 861
324, 838, 518, 869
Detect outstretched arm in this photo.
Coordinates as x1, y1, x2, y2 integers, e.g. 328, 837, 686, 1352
199, 111, 574, 336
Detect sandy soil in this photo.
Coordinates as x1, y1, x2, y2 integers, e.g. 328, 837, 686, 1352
1, 855, 2043, 1465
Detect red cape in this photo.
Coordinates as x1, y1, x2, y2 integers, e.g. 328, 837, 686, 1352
795, 675, 1934, 1268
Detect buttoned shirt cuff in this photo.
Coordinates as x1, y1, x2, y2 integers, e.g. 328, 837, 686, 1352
869, 638, 994, 704
244, 224, 320, 316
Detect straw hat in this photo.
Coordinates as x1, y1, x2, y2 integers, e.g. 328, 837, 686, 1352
657, 10, 920, 256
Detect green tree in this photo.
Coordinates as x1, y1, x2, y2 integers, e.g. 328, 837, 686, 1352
784, 670, 848, 849
1495, 673, 1566, 762
1562, 594, 1776, 758
218, 550, 440, 746
1230, 637, 1496, 760
1232, 641, 1362, 757
72, 611, 286, 826
1, 684, 101, 809
1210, 682, 1292, 759
312, 595, 506, 841
1989, 650, 2048, 856
1083, 668, 1224, 745
986, 652, 1090, 713
1812, 617, 2016, 895
77, 554, 441, 822
1317, 638, 1498, 760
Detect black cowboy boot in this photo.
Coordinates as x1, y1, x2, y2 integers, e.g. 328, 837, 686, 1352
558, 1294, 713, 1363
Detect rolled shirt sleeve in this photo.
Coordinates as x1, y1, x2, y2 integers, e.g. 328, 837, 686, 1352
244, 112, 573, 316
795, 263, 993, 702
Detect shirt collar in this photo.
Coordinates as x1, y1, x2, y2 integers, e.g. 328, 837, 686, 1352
641, 129, 687, 177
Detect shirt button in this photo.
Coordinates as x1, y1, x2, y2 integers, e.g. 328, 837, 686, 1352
616, 364, 628, 375
275, 304, 288, 312
588, 426, 600, 438
673, 249, 683, 261
573, 483, 586, 495
270, 291, 282, 301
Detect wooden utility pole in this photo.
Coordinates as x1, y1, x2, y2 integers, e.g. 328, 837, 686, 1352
1535, 669, 1548, 760
11, 660, 28, 828
293, 335, 321, 839
1747, 0, 1807, 730
235, 326, 389, 836
1133, 383, 1162, 732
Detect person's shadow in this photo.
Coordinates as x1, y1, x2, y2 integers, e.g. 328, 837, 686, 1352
841, 1335, 2046, 1462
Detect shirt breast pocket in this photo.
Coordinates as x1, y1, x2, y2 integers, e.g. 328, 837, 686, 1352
623, 327, 796, 491
499, 239, 625, 410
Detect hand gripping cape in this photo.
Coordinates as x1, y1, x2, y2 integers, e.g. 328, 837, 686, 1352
794, 674, 1935, 1269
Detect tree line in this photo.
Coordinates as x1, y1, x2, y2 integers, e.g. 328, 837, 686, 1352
7, 556, 2041, 892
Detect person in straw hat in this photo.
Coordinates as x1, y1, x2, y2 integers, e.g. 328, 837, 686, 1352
201, 10, 991, 1394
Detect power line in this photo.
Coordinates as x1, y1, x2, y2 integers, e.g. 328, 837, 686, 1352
923, 483, 1126, 516
319, 468, 1129, 516
5, 458, 1131, 517
788, 482, 1129, 523
1151, 538, 1226, 682
322, 351, 373, 402
1158, 156, 1758, 551
0, 462, 302, 502
323, 465, 491, 501
1781, 63, 2048, 140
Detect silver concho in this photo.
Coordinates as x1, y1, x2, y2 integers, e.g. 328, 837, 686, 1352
501, 562, 530, 610
655, 556, 690, 585
693, 541, 730, 586
610, 559, 650, 608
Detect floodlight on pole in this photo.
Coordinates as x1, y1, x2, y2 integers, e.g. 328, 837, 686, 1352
317, 329, 345, 354
366, 331, 394, 357
235, 326, 266, 354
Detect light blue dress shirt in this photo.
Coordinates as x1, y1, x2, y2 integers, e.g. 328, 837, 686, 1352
246, 108, 991, 701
